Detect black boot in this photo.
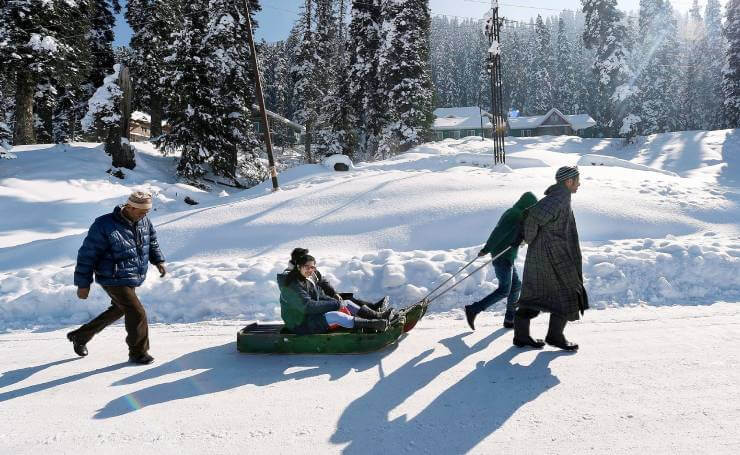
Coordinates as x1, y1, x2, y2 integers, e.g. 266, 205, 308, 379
67, 331, 88, 357
464, 305, 477, 330
512, 313, 544, 349
353, 317, 389, 332
344, 295, 389, 312
129, 353, 155, 364
370, 296, 389, 312
357, 304, 393, 320
545, 315, 578, 351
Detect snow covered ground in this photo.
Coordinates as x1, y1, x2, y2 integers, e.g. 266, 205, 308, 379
1, 130, 739, 453
1, 305, 739, 454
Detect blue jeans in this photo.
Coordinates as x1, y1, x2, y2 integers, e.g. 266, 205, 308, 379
469, 257, 521, 322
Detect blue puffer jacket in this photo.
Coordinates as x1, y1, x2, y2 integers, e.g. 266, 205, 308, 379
74, 205, 165, 288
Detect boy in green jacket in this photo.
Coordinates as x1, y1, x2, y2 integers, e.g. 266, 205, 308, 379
465, 192, 538, 330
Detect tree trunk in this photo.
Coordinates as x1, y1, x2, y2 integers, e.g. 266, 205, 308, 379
150, 93, 163, 138
13, 69, 36, 145
108, 66, 135, 170
304, 125, 313, 163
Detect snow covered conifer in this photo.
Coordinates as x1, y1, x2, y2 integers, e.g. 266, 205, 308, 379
313, 0, 350, 158
582, 0, 635, 136
532, 15, 554, 114
80, 64, 136, 168
347, 0, 386, 160
634, 0, 680, 134
157, 0, 267, 185
0, 110, 11, 154
554, 17, 579, 114
126, 0, 180, 139
704, 0, 727, 129
724, 0, 740, 127
292, 0, 320, 163
679, 1, 707, 130
376, 0, 433, 157
0, 0, 87, 145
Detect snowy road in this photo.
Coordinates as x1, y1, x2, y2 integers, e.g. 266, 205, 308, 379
2, 304, 739, 454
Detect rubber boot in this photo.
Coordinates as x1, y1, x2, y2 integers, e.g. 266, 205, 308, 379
357, 304, 393, 320
129, 353, 155, 365
353, 317, 389, 332
340, 294, 389, 312
545, 315, 578, 351
464, 305, 477, 330
512, 313, 545, 349
371, 296, 390, 312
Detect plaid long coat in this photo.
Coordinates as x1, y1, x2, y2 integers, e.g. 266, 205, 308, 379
517, 183, 588, 321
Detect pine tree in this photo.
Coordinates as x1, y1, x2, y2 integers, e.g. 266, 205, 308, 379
292, 0, 320, 162
0, 75, 11, 152
532, 15, 553, 114
376, 0, 433, 158
582, 0, 635, 137
157, 0, 267, 185
635, 0, 680, 134
554, 17, 578, 113
313, 0, 345, 158
261, 40, 296, 145
704, 0, 726, 129
725, 0, 740, 127
0, 0, 91, 144
347, 0, 383, 160
522, 19, 539, 115
127, 0, 181, 140
503, 24, 530, 114
679, 1, 706, 130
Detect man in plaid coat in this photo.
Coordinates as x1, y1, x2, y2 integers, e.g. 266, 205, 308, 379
513, 166, 588, 351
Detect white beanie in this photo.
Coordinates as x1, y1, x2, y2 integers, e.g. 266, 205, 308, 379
126, 191, 152, 209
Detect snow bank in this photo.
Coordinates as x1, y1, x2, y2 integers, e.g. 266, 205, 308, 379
578, 153, 677, 176
1, 234, 738, 330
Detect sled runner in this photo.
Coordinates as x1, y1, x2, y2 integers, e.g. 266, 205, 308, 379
236, 299, 428, 354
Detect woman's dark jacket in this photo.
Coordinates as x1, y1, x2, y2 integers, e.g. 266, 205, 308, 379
279, 269, 341, 334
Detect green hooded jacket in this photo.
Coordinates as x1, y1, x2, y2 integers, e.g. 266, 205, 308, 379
480, 192, 538, 263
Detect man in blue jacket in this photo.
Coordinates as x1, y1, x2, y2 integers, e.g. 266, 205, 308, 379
67, 191, 166, 365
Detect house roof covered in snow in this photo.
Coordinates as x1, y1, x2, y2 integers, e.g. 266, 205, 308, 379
508, 108, 596, 131
433, 106, 493, 130
130, 111, 168, 126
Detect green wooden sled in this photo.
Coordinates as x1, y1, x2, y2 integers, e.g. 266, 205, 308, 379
237, 299, 429, 354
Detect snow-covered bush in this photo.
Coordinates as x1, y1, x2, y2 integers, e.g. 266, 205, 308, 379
81, 64, 122, 138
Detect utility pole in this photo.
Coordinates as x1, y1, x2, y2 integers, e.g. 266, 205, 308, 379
244, 0, 280, 191
485, 0, 506, 165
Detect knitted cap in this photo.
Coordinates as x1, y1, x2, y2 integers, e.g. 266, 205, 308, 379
555, 166, 579, 182
126, 191, 152, 209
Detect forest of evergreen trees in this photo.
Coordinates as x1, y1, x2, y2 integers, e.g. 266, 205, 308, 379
264, 0, 740, 141
2, 0, 740, 179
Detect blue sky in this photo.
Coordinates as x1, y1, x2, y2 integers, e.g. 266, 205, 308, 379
112, 0, 720, 47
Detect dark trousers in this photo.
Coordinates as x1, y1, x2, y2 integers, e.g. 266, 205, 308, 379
469, 258, 521, 322
514, 307, 568, 341
70, 286, 149, 356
